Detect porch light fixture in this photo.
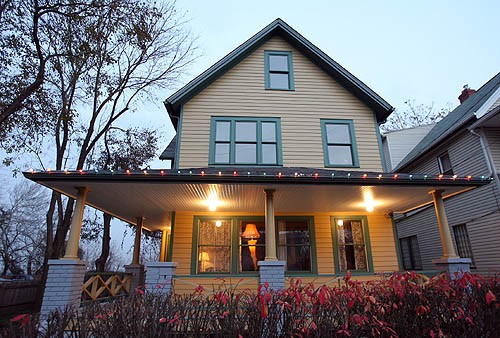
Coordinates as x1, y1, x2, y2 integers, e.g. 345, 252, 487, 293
215, 220, 222, 227
242, 223, 260, 271
206, 191, 221, 211
363, 191, 379, 212
337, 219, 344, 226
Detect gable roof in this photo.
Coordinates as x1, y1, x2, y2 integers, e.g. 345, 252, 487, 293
160, 135, 177, 160
164, 18, 394, 130
394, 72, 500, 172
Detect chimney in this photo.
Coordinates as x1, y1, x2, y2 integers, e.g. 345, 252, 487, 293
458, 84, 476, 104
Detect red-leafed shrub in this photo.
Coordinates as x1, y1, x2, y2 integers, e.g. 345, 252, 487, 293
2, 272, 499, 337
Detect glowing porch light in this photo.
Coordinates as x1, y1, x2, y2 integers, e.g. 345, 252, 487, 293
205, 191, 222, 212
363, 191, 379, 212
215, 220, 222, 227
337, 219, 344, 226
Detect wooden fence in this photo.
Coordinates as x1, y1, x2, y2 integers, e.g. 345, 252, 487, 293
82, 272, 132, 302
0, 280, 42, 317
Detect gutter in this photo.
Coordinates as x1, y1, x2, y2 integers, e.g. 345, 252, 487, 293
470, 128, 500, 195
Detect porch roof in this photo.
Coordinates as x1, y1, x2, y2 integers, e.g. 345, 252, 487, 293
24, 167, 491, 231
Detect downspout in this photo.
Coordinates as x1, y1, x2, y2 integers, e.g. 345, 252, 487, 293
470, 128, 500, 195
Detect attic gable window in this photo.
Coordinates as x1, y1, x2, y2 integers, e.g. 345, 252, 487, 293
210, 117, 282, 166
437, 151, 453, 175
321, 119, 359, 167
264, 51, 294, 90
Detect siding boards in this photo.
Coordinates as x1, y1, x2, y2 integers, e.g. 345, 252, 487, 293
397, 130, 500, 274
485, 128, 500, 171
179, 36, 382, 171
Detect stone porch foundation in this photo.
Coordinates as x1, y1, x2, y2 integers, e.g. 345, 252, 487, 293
40, 259, 86, 317
258, 260, 286, 291
433, 257, 472, 278
124, 264, 145, 291
145, 262, 177, 294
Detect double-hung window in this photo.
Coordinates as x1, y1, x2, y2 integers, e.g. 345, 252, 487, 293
437, 151, 453, 175
210, 117, 282, 166
332, 217, 373, 273
453, 224, 475, 267
399, 235, 423, 270
193, 216, 316, 274
264, 51, 294, 90
321, 119, 359, 167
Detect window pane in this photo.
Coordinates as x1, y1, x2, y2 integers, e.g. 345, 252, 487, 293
438, 152, 453, 175
326, 124, 351, 144
262, 144, 277, 164
198, 220, 231, 273
239, 221, 265, 272
261, 122, 276, 142
278, 220, 311, 271
215, 121, 230, 141
235, 143, 256, 163
198, 246, 230, 273
337, 220, 367, 272
235, 122, 256, 142
214, 143, 230, 163
328, 145, 353, 165
269, 54, 288, 71
198, 220, 231, 245
269, 73, 289, 89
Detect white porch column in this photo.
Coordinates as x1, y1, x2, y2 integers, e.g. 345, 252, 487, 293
159, 229, 169, 262
64, 187, 89, 259
125, 217, 145, 290
429, 189, 458, 259
429, 189, 471, 276
264, 189, 277, 261
42, 186, 88, 317
132, 217, 144, 265
259, 189, 285, 291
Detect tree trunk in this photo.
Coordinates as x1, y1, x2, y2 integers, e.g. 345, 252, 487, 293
95, 213, 111, 272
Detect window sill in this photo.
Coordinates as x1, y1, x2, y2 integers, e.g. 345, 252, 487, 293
265, 87, 295, 91
324, 164, 360, 169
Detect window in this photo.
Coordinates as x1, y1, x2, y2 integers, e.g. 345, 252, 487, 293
333, 217, 372, 273
453, 224, 475, 267
210, 117, 282, 166
239, 220, 266, 272
264, 51, 294, 90
437, 152, 453, 175
277, 218, 313, 272
321, 119, 359, 167
399, 235, 422, 270
193, 216, 316, 274
196, 219, 232, 273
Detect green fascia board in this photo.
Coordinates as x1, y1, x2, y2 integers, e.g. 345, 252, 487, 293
173, 105, 184, 169
320, 119, 360, 168
164, 18, 394, 131
373, 113, 388, 172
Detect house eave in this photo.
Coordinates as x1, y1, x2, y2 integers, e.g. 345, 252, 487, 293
165, 19, 394, 131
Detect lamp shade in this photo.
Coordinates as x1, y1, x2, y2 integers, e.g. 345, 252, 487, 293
199, 251, 210, 261
241, 223, 260, 239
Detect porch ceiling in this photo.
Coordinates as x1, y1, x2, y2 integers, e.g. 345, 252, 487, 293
24, 168, 490, 232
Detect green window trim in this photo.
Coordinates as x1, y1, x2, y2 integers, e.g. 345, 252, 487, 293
321, 119, 359, 168
264, 50, 295, 91
209, 116, 283, 166
331, 216, 373, 275
191, 215, 317, 275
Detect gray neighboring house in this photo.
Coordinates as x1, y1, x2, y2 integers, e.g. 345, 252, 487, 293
393, 72, 500, 275
382, 124, 435, 171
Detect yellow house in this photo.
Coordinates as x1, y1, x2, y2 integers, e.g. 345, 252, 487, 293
25, 19, 488, 313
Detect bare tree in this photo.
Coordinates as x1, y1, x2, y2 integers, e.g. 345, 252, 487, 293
381, 99, 452, 132
0, 182, 47, 276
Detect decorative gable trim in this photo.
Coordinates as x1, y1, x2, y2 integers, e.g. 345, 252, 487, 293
164, 18, 394, 130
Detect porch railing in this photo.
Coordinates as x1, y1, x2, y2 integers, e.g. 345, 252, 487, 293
82, 272, 132, 301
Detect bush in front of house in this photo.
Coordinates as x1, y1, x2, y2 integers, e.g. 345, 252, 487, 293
2, 272, 499, 337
